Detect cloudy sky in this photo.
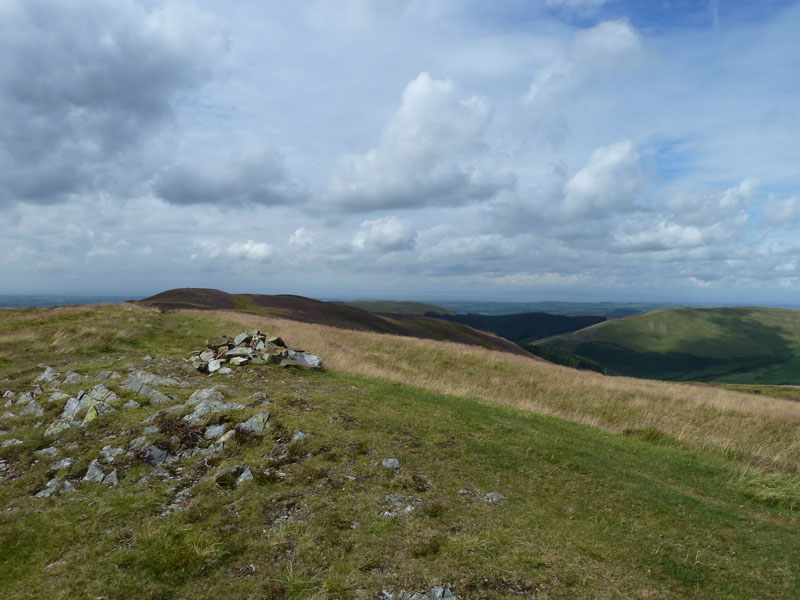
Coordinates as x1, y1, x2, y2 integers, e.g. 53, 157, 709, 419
2, 0, 800, 304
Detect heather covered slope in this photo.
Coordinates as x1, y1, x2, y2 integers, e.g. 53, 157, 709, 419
139, 289, 528, 357
430, 311, 606, 345
536, 307, 800, 384
0, 303, 799, 599
337, 300, 457, 315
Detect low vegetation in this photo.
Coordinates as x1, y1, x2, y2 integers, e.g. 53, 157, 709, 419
0, 304, 798, 599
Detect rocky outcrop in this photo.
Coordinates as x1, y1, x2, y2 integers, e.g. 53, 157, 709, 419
189, 329, 323, 372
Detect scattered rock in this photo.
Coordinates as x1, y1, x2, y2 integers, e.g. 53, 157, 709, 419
236, 412, 270, 435
292, 430, 307, 442
83, 459, 106, 483
122, 399, 140, 410
381, 458, 400, 470
52, 457, 74, 470
48, 391, 66, 403
236, 467, 254, 486
188, 387, 224, 405
21, 401, 44, 417
35, 477, 77, 498
141, 445, 168, 466
287, 350, 323, 368
218, 367, 233, 375
207, 359, 222, 373
100, 445, 124, 462
35, 447, 59, 457
123, 370, 183, 389
482, 492, 507, 504
2, 438, 23, 448
216, 465, 249, 488
62, 372, 88, 385
204, 424, 227, 439
103, 470, 119, 485
34, 366, 61, 385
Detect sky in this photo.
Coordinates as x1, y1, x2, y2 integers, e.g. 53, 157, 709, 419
2, 0, 800, 304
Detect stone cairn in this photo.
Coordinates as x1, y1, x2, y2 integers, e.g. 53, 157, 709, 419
189, 329, 323, 373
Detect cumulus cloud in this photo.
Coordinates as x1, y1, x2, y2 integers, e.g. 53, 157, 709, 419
191, 239, 272, 262
353, 217, 417, 252
0, 0, 227, 205
563, 139, 644, 217
326, 72, 513, 212
289, 227, 315, 249
153, 148, 299, 206
764, 196, 800, 228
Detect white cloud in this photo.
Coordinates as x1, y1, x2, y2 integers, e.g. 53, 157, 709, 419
353, 217, 416, 252
765, 196, 800, 227
326, 72, 513, 212
563, 139, 643, 217
289, 227, 314, 249
226, 240, 273, 262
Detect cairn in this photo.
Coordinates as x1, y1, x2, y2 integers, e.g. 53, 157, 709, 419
189, 329, 323, 373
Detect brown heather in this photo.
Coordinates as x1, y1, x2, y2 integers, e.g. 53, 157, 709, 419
198, 309, 800, 475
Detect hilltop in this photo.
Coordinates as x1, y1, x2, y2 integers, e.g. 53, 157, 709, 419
536, 306, 800, 384
0, 303, 798, 599
139, 289, 528, 357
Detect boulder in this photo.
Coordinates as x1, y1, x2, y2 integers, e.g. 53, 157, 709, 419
267, 336, 285, 348
207, 359, 222, 373
236, 412, 270, 435
83, 459, 105, 483
287, 350, 323, 368
62, 372, 88, 385
34, 366, 61, 384
21, 401, 44, 417
188, 387, 224, 405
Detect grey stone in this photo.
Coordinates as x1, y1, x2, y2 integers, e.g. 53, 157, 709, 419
233, 332, 251, 346
183, 399, 245, 425
381, 458, 400, 470
100, 445, 124, 462
103, 470, 119, 485
35, 477, 61, 498
35, 446, 59, 457
123, 399, 140, 410
287, 350, 323, 368
237, 412, 270, 435
35, 366, 61, 384
85, 384, 118, 406
229, 357, 249, 366
291, 430, 307, 442
48, 391, 66, 403
188, 387, 224, 405
53, 457, 74, 470
1, 411, 16, 420
44, 420, 71, 437
142, 425, 160, 435
62, 371, 88, 385
267, 336, 285, 347
83, 459, 105, 482
143, 354, 153, 361
204, 424, 227, 439
142, 445, 168, 466
215, 465, 248, 488
61, 479, 77, 493
2, 390, 12, 398
2, 438, 23, 448
123, 370, 182, 389
21, 401, 44, 417
128, 436, 148, 450
16, 391, 35, 405
483, 492, 506, 504
236, 467, 253, 486
60, 393, 87, 420
226, 346, 253, 359
207, 359, 222, 373
218, 367, 233, 375
134, 384, 172, 406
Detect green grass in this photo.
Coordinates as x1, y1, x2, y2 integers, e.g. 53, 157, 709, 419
1, 305, 799, 598
538, 307, 800, 384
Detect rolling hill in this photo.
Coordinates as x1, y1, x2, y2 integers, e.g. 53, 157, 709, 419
0, 303, 798, 598
139, 289, 528, 357
336, 300, 457, 315
535, 306, 800, 384
429, 311, 606, 345
436, 300, 683, 317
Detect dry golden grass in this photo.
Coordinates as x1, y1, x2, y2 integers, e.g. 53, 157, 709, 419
197, 309, 800, 474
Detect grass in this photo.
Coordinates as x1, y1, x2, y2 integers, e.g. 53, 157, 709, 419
537, 307, 800, 384
0, 304, 799, 598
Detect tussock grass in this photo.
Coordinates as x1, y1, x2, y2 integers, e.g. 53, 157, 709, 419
201, 309, 800, 475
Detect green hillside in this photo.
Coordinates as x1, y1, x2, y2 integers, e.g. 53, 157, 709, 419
0, 304, 798, 599
537, 307, 800, 383
437, 300, 683, 317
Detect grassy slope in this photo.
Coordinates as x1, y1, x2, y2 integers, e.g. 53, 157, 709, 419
0, 305, 799, 599
537, 307, 800, 384
336, 301, 457, 315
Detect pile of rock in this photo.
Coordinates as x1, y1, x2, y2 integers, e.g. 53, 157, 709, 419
189, 329, 323, 373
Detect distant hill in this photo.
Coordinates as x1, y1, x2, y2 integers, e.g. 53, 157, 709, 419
429, 312, 606, 345
536, 306, 800, 384
139, 288, 529, 356
336, 300, 456, 315
437, 300, 683, 317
